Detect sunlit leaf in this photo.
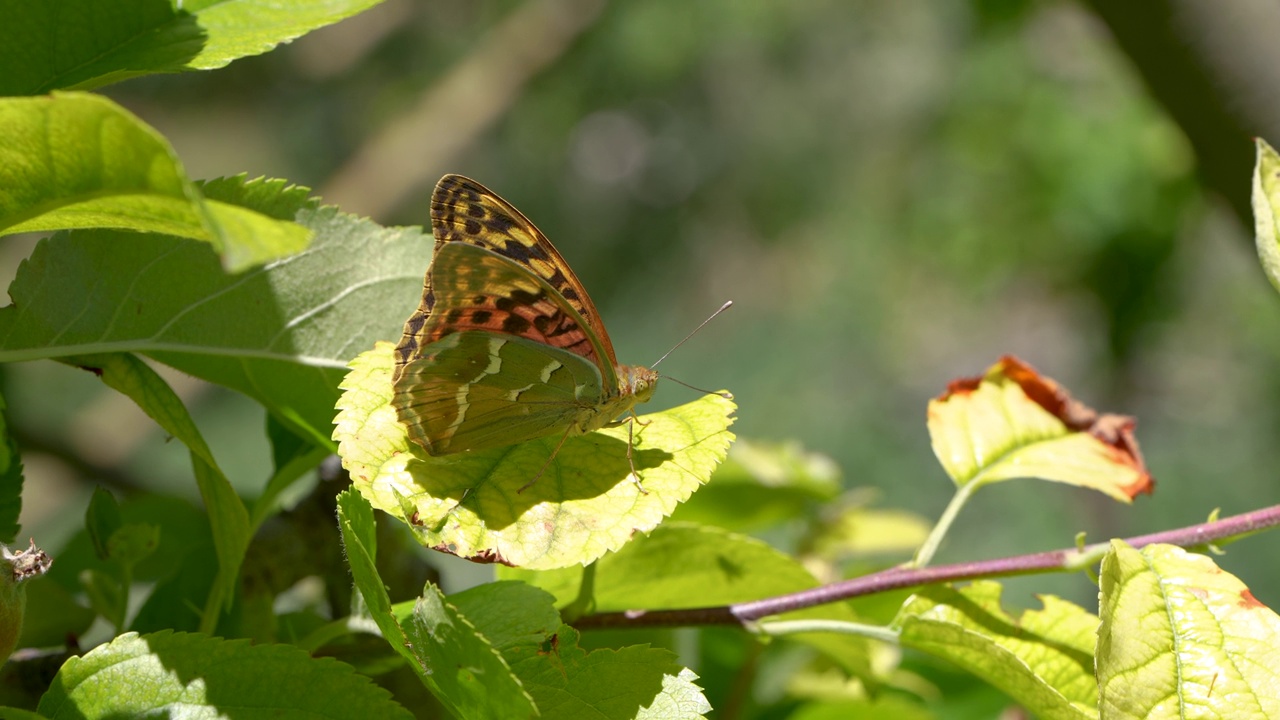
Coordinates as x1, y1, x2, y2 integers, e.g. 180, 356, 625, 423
0, 94, 311, 270
805, 501, 931, 562
401, 583, 537, 720
1097, 541, 1280, 719
1252, 138, 1280, 295
0, 204, 426, 445
786, 698, 935, 720
895, 581, 1097, 720
672, 438, 841, 531
37, 630, 412, 719
509, 625, 710, 720
927, 355, 1152, 500
335, 343, 735, 570
0, 0, 386, 94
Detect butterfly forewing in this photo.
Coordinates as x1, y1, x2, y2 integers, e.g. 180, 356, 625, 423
394, 175, 619, 379
417, 243, 607, 368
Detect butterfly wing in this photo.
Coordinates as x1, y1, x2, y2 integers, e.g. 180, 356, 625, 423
393, 242, 611, 454
395, 331, 605, 455
394, 175, 619, 381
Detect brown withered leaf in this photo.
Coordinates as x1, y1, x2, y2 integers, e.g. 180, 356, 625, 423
929, 356, 1153, 501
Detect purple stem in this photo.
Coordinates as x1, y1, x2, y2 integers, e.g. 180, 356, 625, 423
574, 503, 1280, 630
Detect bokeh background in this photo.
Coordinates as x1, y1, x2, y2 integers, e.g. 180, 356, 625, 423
11, 0, 1280, 610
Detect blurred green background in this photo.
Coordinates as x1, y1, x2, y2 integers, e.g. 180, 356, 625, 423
11, 0, 1280, 610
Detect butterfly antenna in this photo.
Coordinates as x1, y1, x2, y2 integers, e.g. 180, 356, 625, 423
651, 301, 733, 369
663, 376, 734, 399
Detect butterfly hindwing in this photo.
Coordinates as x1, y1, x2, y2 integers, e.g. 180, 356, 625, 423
395, 330, 605, 455
392, 243, 616, 455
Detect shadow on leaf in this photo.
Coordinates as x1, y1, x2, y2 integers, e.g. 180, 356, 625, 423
402, 427, 675, 534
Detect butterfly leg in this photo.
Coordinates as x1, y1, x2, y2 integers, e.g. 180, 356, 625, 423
624, 413, 649, 495
518, 426, 575, 493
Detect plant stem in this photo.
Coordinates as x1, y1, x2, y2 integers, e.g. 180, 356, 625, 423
574, 502, 1280, 630
911, 482, 976, 568
758, 619, 900, 644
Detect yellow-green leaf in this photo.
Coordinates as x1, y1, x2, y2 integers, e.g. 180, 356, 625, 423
927, 356, 1152, 501
895, 581, 1097, 720
671, 438, 841, 531
805, 502, 931, 561
334, 343, 735, 569
1252, 138, 1280, 294
1097, 541, 1280, 719
0, 93, 310, 271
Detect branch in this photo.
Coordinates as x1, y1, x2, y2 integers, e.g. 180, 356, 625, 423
574, 503, 1280, 630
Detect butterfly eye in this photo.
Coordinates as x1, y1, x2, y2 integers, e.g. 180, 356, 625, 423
626, 368, 659, 403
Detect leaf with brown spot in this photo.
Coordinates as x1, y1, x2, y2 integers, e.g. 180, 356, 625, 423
1098, 542, 1280, 718
928, 355, 1153, 501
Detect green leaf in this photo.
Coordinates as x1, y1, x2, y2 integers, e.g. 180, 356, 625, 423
787, 698, 936, 720
337, 489, 482, 712
0, 94, 311, 270
1252, 138, 1280, 295
0, 390, 22, 543
509, 625, 710, 720
502, 523, 874, 680
335, 343, 736, 569
894, 581, 1097, 720
63, 353, 249, 621
400, 583, 538, 720
448, 581, 562, 654
106, 523, 161, 568
85, 488, 123, 561
1097, 541, 1280, 719
36, 630, 413, 719
336, 491, 394, 639
671, 438, 841, 531
405, 580, 710, 719
803, 497, 931, 562
0, 0, 386, 94
0, 207, 427, 445
928, 356, 1153, 501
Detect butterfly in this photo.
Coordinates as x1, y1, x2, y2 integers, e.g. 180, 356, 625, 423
392, 175, 658, 485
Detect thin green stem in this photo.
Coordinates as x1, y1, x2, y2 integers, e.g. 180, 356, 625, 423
911, 482, 977, 568
758, 619, 900, 644
115, 564, 132, 633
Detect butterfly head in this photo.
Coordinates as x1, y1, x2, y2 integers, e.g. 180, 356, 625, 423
620, 364, 659, 404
